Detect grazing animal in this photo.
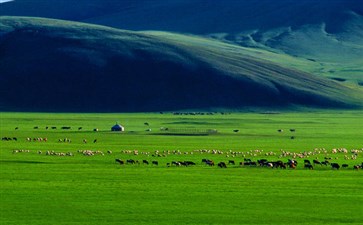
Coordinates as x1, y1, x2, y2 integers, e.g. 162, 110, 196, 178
342, 164, 349, 168
218, 162, 227, 168
331, 163, 340, 170
304, 164, 313, 170
304, 159, 311, 165
51, 126, 57, 129
78, 127, 82, 130
289, 129, 296, 132
152, 161, 158, 166
228, 160, 235, 165
61, 126, 71, 130
127, 159, 136, 164
93, 139, 97, 143
34, 126, 39, 129
144, 122, 149, 126
233, 129, 239, 133
93, 128, 99, 132
313, 160, 322, 165
290, 136, 295, 139
353, 165, 361, 170
143, 160, 149, 165
15, 127, 19, 130
115, 159, 124, 165
277, 129, 283, 132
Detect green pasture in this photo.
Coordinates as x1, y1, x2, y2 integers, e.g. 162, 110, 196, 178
1, 111, 363, 225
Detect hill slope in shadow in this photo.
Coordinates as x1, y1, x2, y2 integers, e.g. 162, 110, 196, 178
0, 17, 362, 112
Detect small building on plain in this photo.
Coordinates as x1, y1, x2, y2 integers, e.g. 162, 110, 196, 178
111, 123, 124, 132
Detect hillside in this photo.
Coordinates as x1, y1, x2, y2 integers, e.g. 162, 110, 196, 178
0, 17, 362, 112
2, 0, 362, 84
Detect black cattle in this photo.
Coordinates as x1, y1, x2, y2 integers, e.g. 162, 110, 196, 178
205, 160, 215, 166
342, 164, 349, 168
258, 159, 268, 166
313, 160, 322, 165
290, 136, 295, 139
115, 159, 124, 165
304, 159, 311, 165
233, 129, 239, 133
152, 161, 158, 166
143, 160, 149, 165
353, 165, 361, 170
78, 127, 82, 130
184, 161, 196, 166
277, 129, 283, 132
127, 159, 136, 164
244, 158, 252, 162
144, 122, 149, 126
321, 160, 330, 166
15, 127, 19, 130
13, 137, 17, 141
93, 139, 97, 143
304, 164, 313, 170
61, 126, 71, 130
218, 162, 227, 168
51, 127, 57, 129
289, 129, 296, 132
34, 126, 39, 129
331, 163, 340, 170
228, 160, 235, 165
45, 126, 49, 130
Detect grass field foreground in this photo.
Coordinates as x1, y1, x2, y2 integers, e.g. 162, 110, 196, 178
0, 111, 362, 225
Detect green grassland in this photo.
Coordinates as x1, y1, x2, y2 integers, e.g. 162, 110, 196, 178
1, 112, 362, 225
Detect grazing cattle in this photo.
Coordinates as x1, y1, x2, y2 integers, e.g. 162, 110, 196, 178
13, 137, 17, 141
353, 165, 361, 170
93, 128, 99, 132
304, 159, 311, 165
184, 161, 196, 166
61, 126, 71, 130
321, 160, 330, 166
143, 160, 149, 165
51, 127, 57, 129
15, 127, 19, 130
331, 163, 340, 170
290, 136, 295, 139
93, 139, 97, 143
34, 126, 39, 129
228, 160, 235, 165
304, 164, 313, 170
233, 129, 239, 133
144, 122, 149, 126
107, 150, 112, 154
258, 159, 268, 166
218, 162, 227, 168
289, 129, 296, 132
83, 139, 87, 144
45, 126, 49, 130
342, 164, 349, 168
205, 160, 215, 166
152, 161, 158, 166
313, 160, 322, 165
277, 129, 283, 133
78, 127, 82, 130
115, 159, 124, 165
127, 159, 136, 164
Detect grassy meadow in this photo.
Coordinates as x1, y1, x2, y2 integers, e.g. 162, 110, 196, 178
1, 111, 363, 225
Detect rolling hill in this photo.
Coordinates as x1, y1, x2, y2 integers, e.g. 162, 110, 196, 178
1, 0, 362, 84
0, 17, 362, 112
